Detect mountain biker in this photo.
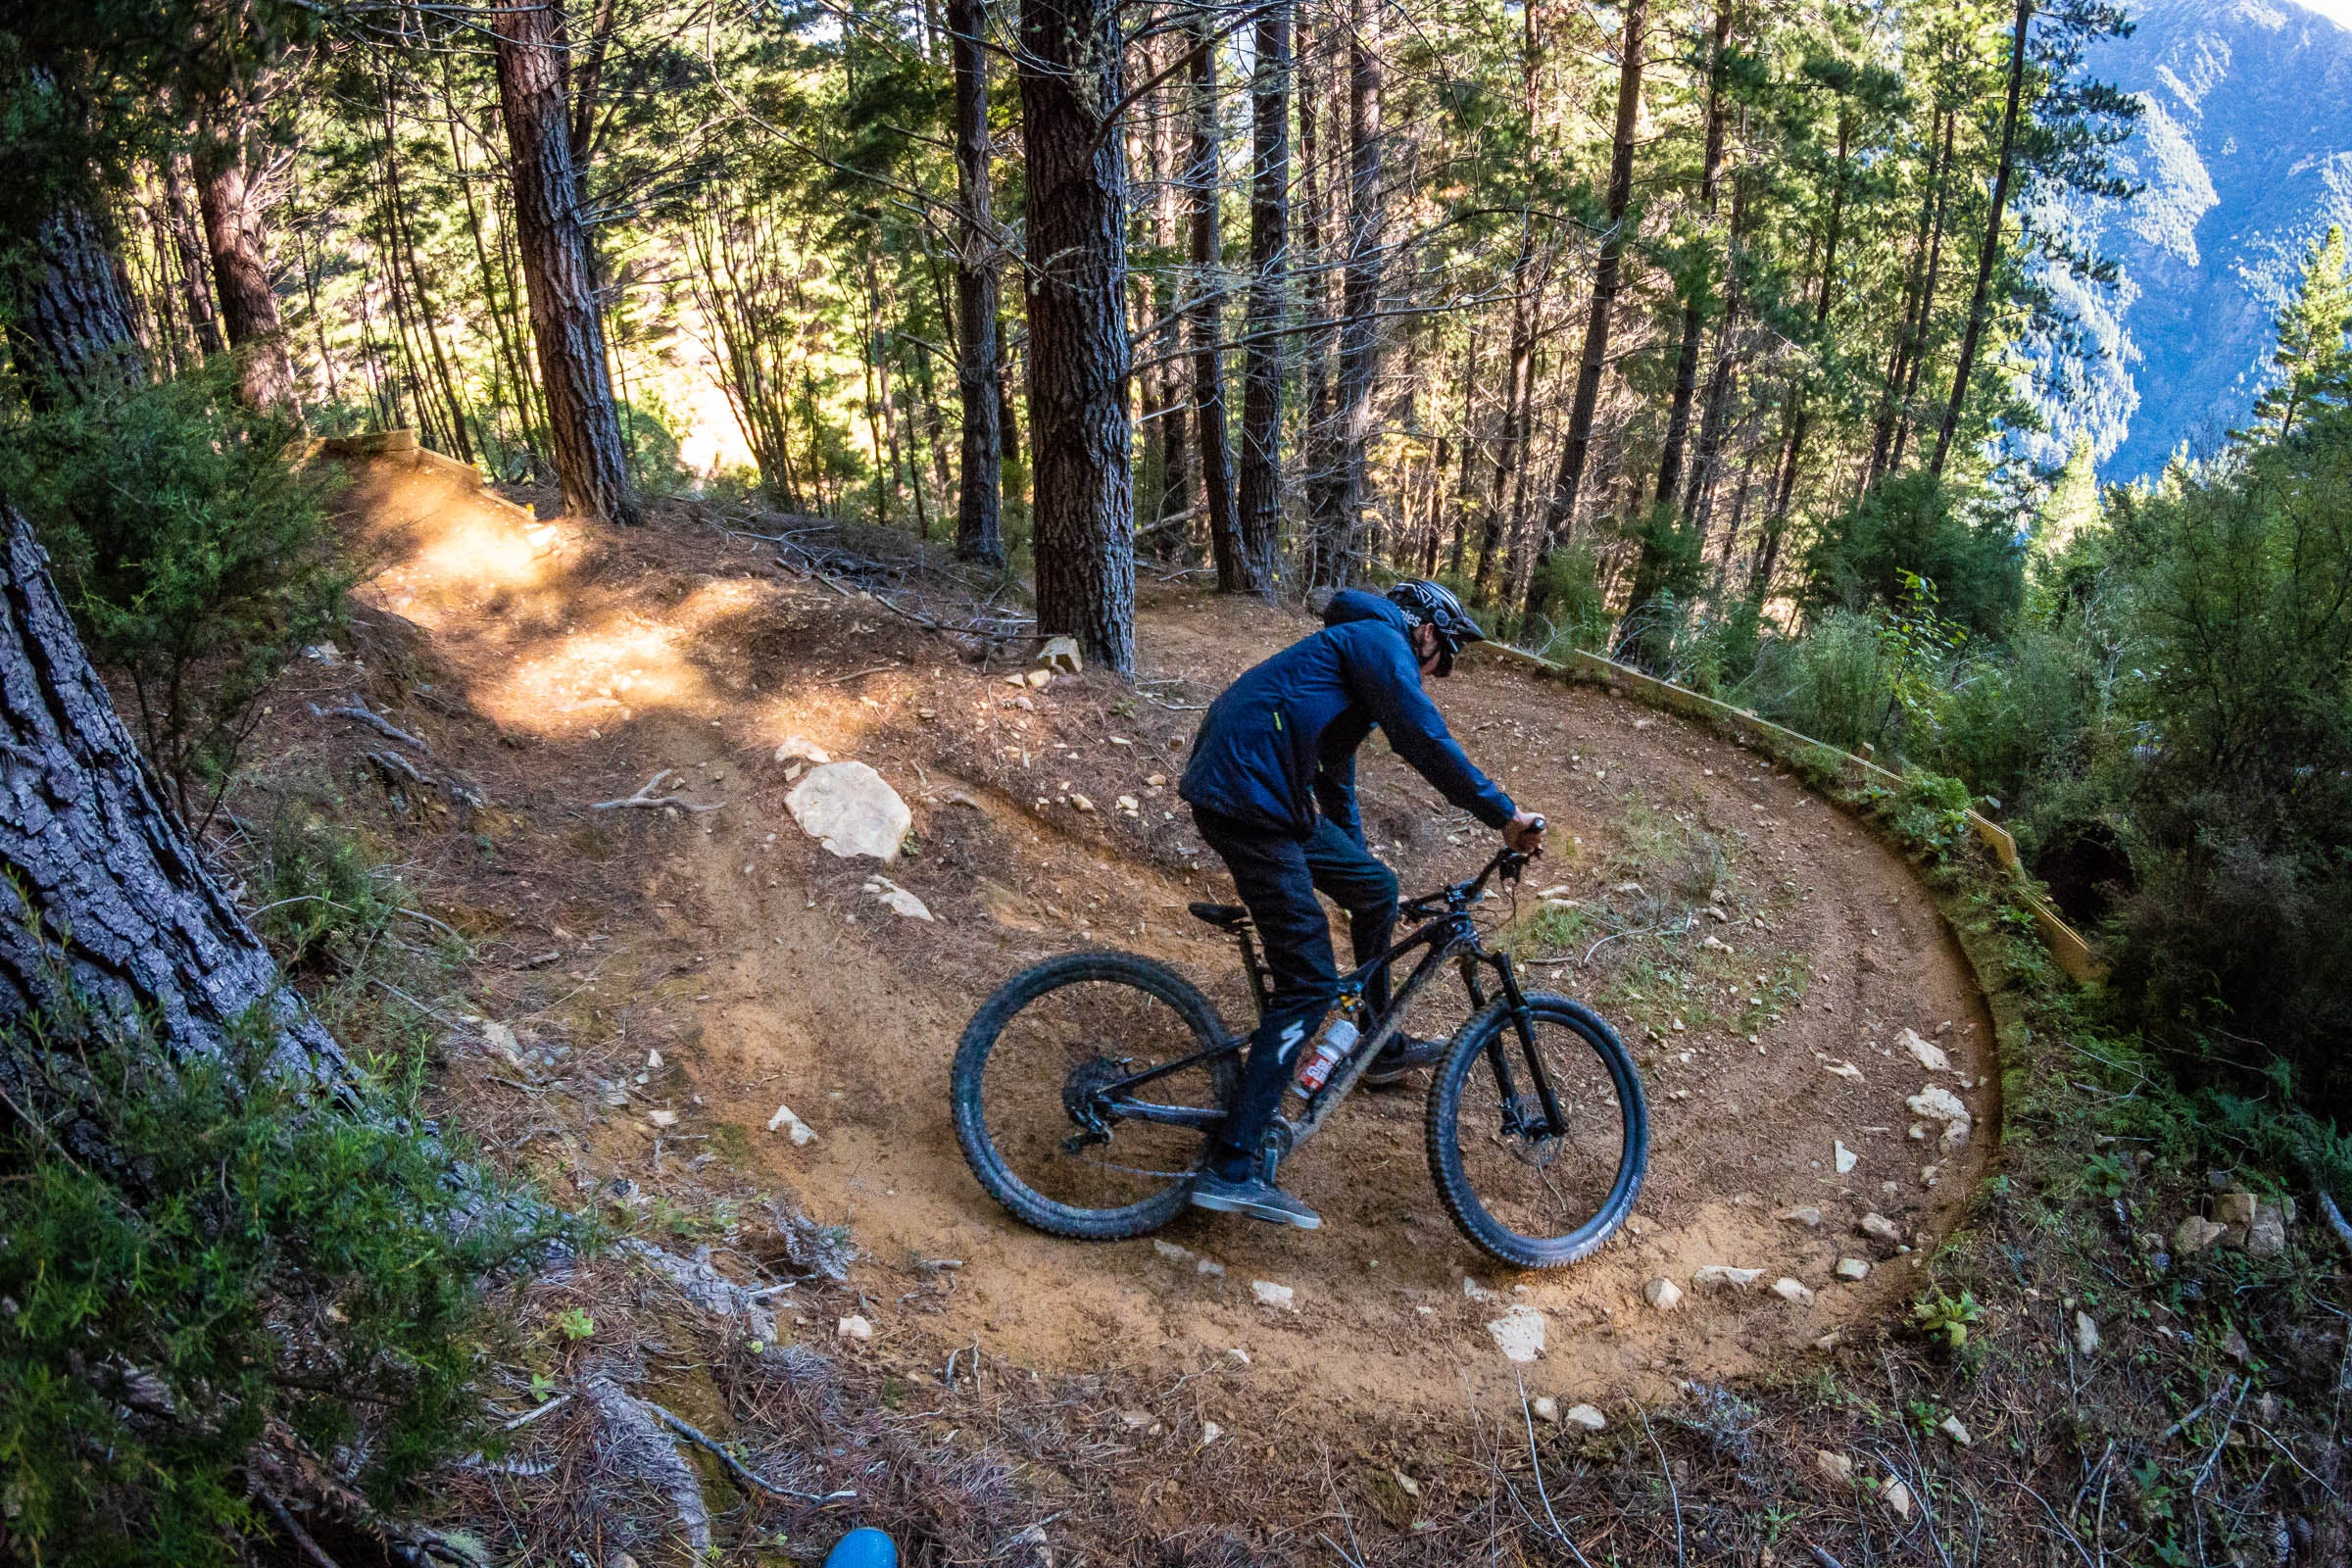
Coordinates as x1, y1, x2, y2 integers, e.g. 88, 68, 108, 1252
1178, 579, 1544, 1229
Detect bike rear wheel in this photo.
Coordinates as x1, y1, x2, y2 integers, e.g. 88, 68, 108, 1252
953, 952, 1239, 1240
1426, 993, 1647, 1268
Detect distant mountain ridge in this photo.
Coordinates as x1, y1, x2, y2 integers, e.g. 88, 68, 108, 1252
2040, 0, 2352, 479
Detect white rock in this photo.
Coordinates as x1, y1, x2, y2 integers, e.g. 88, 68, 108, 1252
1835, 1140, 1859, 1174
1531, 1396, 1560, 1423
647, 1108, 677, 1129
1226, 1347, 1250, 1365
2075, 1311, 2100, 1355
480, 1020, 525, 1067
1562, 1403, 1607, 1432
1899, 1028, 1950, 1073
1118, 1408, 1154, 1430
1691, 1264, 1762, 1292
1250, 1280, 1296, 1311
1824, 1060, 1865, 1081
1462, 1276, 1499, 1302
1037, 635, 1084, 674
1816, 1450, 1855, 1485
1200, 1420, 1222, 1445
1488, 1304, 1546, 1362
1858, 1213, 1903, 1247
866, 875, 934, 920
1940, 1116, 1973, 1152
1152, 1240, 1190, 1262
765, 1103, 819, 1145
773, 734, 832, 765
1906, 1085, 1968, 1123
1776, 1205, 1824, 1230
1392, 1469, 1421, 1498
1643, 1277, 1685, 1312
2173, 1214, 2226, 1254
1884, 1478, 1914, 1520
2213, 1191, 2258, 1229
787, 761, 910, 860
1196, 1257, 1226, 1278
1939, 1414, 1972, 1446
1773, 1277, 1816, 1306
1835, 1257, 1872, 1282
2246, 1202, 2287, 1258
836, 1314, 873, 1342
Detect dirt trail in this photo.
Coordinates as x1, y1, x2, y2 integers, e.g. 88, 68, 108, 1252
318, 458, 1995, 1427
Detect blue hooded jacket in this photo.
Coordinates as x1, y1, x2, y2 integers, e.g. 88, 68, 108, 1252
1179, 589, 1516, 842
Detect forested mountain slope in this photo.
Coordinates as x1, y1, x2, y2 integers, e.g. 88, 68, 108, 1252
2072, 0, 2352, 477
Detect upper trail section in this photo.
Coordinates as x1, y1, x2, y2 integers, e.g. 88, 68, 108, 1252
308, 455, 1996, 1420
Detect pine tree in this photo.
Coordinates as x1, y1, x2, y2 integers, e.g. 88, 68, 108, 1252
2247, 225, 2352, 441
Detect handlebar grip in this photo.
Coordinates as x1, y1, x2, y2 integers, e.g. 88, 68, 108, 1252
1529, 815, 1545, 834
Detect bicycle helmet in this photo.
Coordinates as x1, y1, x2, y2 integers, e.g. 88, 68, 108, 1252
1386, 579, 1485, 676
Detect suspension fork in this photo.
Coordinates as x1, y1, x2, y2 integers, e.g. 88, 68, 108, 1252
1494, 953, 1569, 1136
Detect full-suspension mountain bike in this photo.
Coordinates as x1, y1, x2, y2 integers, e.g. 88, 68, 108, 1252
951, 834, 1648, 1268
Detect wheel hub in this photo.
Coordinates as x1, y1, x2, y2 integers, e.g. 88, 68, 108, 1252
1060, 1054, 1130, 1147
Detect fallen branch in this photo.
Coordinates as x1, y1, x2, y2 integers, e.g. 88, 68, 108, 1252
646, 1402, 857, 1506
2321, 1191, 2352, 1255
313, 701, 429, 754
591, 769, 721, 812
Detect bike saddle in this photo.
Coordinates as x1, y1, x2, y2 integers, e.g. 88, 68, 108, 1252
1187, 902, 1252, 932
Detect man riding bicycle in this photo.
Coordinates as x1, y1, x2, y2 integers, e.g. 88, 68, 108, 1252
1178, 579, 1545, 1229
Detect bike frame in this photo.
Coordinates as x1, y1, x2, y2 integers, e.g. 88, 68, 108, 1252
1083, 844, 1571, 1158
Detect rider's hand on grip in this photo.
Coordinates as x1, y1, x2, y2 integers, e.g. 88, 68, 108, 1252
1503, 811, 1545, 857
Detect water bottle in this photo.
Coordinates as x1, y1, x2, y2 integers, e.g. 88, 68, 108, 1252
1293, 1014, 1359, 1095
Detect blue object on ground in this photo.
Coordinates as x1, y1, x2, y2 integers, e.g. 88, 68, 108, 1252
823, 1526, 899, 1568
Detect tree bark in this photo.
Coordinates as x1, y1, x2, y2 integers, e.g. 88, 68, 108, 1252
1236, 0, 1293, 591
1186, 19, 1253, 594
12, 198, 149, 405
949, 0, 1005, 564
0, 505, 343, 1085
1304, 0, 1383, 591
194, 131, 299, 416
1016, 0, 1136, 673
1148, 40, 1193, 536
1531, 0, 1645, 600
492, 0, 643, 526
1471, 233, 1539, 604
1931, 0, 2031, 477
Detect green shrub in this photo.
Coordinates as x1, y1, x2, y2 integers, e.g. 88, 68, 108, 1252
1520, 543, 1613, 658
0, 1002, 553, 1565
1740, 609, 1894, 754
0, 362, 349, 831
1800, 468, 2025, 636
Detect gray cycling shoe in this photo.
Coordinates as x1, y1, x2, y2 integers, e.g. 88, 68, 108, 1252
1189, 1171, 1323, 1229
1363, 1033, 1448, 1087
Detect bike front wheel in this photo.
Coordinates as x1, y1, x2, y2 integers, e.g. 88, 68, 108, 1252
953, 952, 1239, 1241
1426, 993, 1648, 1268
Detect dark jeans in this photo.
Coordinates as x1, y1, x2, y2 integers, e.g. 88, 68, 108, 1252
1194, 808, 1399, 1178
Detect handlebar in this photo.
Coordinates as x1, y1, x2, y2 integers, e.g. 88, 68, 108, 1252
1398, 815, 1545, 919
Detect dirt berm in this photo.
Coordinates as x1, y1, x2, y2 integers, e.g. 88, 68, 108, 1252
293, 456, 1994, 1429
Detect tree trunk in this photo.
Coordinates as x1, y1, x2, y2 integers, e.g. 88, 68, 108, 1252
1148, 44, 1193, 536
1931, 0, 2031, 478
1871, 109, 1954, 486
194, 132, 299, 416
12, 198, 149, 404
1017, 0, 1136, 673
1531, 0, 1644, 598
1187, 18, 1253, 594
1472, 234, 1539, 605
1753, 107, 1855, 595
1304, 0, 1383, 592
1653, 0, 1734, 508
949, 0, 1005, 564
163, 153, 224, 358
1236, 0, 1293, 591
1886, 113, 1956, 475
492, 0, 643, 526
0, 505, 342, 1084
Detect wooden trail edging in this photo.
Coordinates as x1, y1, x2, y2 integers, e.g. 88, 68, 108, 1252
1468, 640, 2106, 984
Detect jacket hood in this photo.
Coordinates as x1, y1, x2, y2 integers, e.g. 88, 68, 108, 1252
1322, 587, 1410, 634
